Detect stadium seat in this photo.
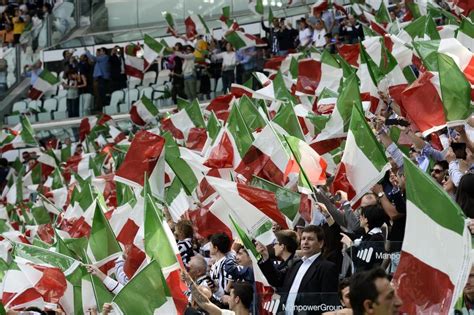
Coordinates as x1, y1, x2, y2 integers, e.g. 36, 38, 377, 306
37, 98, 58, 122
12, 101, 27, 114
119, 88, 139, 112
53, 97, 68, 119
104, 90, 124, 115
140, 87, 153, 99
79, 93, 94, 116
142, 71, 157, 87
5, 115, 20, 125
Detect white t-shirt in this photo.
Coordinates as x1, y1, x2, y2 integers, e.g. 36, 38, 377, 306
312, 28, 327, 47
299, 28, 312, 47
215, 51, 237, 70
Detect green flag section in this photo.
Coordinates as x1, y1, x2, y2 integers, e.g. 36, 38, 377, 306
456, 17, 474, 51
437, 53, 471, 125
226, 102, 254, 157
238, 95, 266, 132
112, 260, 177, 314
250, 176, 300, 222
206, 110, 222, 142
273, 103, 305, 140
86, 200, 122, 265
27, 68, 60, 100
229, 215, 261, 261
331, 105, 390, 205
249, 0, 263, 15
401, 15, 440, 41
393, 157, 471, 314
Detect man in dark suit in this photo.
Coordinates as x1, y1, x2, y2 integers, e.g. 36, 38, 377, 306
256, 225, 340, 314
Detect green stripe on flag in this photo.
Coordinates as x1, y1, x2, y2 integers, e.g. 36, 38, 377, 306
164, 12, 174, 27
250, 176, 300, 221
225, 31, 247, 50
144, 194, 176, 268
227, 103, 254, 156
229, 215, 262, 260
186, 99, 206, 128
112, 260, 172, 314
437, 53, 471, 123
290, 57, 298, 80
78, 183, 95, 211
141, 95, 159, 116
20, 115, 38, 146
349, 106, 388, 171
40, 68, 60, 85
459, 17, 474, 38
14, 242, 79, 272
412, 40, 440, 71
404, 16, 427, 39
402, 65, 417, 84
360, 43, 384, 84
238, 95, 266, 132
273, 71, 296, 103
222, 6, 230, 19
338, 73, 363, 133
144, 34, 163, 53
89, 201, 122, 262
321, 50, 341, 69
198, 14, 210, 33
273, 103, 305, 140
207, 111, 221, 143
403, 156, 465, 236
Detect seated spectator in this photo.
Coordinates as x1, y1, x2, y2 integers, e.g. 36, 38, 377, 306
323, 277, 352, 315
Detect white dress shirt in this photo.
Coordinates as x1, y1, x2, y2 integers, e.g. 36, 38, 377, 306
285, 252, 321, 314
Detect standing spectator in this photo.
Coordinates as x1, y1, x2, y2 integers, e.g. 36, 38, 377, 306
236, 45, 257, 86
340, 205, 386, 273
257, 225, 339, 313
109, 46, 126, 92
209, 233, 239, 302
321, 9, 336, 35
77, 53, 92, 94
309, 17, 327, 48
208, 38, 222, 96
212, 42, 236, 94
297, 18, 312, 50
176, 219, 195, 266
11, 8, 25, 44
86, 47, 110, 113
276, 18, 294, 56
23, 60, 42, 86
456, 172, 474, 218
174, 45, 197, 101
194, 35, 211, 100
169, 42, 186, 104
62, 69, 86, 117
349, 268, 402, 315
261, 17, 280, 56
339, 15, 364, 44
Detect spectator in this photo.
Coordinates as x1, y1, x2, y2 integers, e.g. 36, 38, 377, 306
430, 160, 449, 185
169, 42, 186, 103
235, 45, 257, 86
323, 278, 352, 315
276, 18, 294, 55
77, 53, 92, 94
341, 205, 386, 272
11, 8, 24, 44
339, 15, 364, 44
212, 42, 236, 94
174, 45, 196, 101
455, 264, 474, 313
321, 9, 336, 35
257, 225, 339, 313
86, 47, 110, 113
176, 219, 195, 266
109, 45, 126, 92
261, 16, 280, 56
23, 60, 42, 86
62, 69, 86, 117
297, 18, 312, 50
349, 268, 402, 315
456, 172, 474, 218
209, 233, 240, 302
273, 230, 298, 274
309, 17, 327, 48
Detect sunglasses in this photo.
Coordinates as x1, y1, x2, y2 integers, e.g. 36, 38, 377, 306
430, 169, 443, 174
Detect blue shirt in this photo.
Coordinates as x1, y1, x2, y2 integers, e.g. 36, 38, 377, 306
86, 50, 111, 79
236, 47, 257, 71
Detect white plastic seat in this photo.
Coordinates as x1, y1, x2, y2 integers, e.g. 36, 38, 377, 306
57, 89, 67, 98
37, 111, 52, 122
43, 98, 58, 112
27, 100, 42, 112
128, 77, 141, 89
6, 115, 20, 125
53, 97, 68, 119
142, 71, 157, 87
119, 88, 139, 112
140, 87, 153, 99
12, 101, 27, 113
103, 90, 123, 114
156, 69, 170, 86
79, 93, 93, 116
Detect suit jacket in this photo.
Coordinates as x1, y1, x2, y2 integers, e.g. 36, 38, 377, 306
259, 254, 340, 314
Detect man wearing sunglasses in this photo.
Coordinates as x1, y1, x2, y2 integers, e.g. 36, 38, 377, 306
430, 161, 449, 185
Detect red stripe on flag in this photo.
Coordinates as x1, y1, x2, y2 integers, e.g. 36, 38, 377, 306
130, 105, 147, 126
2, 288, 43, 308
330, 162, 357, 201
295, 59, 322, 95
189, 206, 233, 240
124, 245, 146, 279
186, 127, 208, 152
236, 183, 289, 229
338, 44, 360, 67
116, 219, 140, 245
28, 88, 44, 100
32, 265, 67, 303
204, 132, 234, 169
393, 251, 454, 314
161, 118, 185, 139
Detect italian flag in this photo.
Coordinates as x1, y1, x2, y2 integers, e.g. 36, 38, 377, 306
115, 131, 166, 199
284, 135, 327, 194
86, 198, 122, 274
229, 216, 275, 315
358, 41, 383, 113
253, 71, 295, 102
235, 123, 291, 186
112, 260, 178, 314
143, 34, 165, 70
184, 14, 209, 40
206, 176, 289, 245
79, 114, 112, 142
331, 105, 390, 205
393, 157, 471, 314
401, 54, 471, 137
248, 0, 264, 15
28, 69, 59, 100
398, 15, 440, 42
412, 38, 474, 85
456, 17, 474, 51
124, 44, 144, 80
225, 30, 265, 50
161, 100, 206, 141
316, 50, 343, 96
312, 73, 362, 154
143, 193, 188, 314
129, 95, 159, 126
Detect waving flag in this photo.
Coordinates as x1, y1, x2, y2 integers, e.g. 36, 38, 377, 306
124, 44, 144, 79
184, 14, 209, 39
393, 157, 471, 314
143, 34, 165, 70
249, 0, 264, 15
28, 69, 59, 100
129, 95, 159, 127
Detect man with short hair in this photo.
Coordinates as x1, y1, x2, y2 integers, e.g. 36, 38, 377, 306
349, 268, 402, 315
209, 233, 240, 302
257, 225, 339, 314
430, 160, 449, 185
273, 230, 298, 273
